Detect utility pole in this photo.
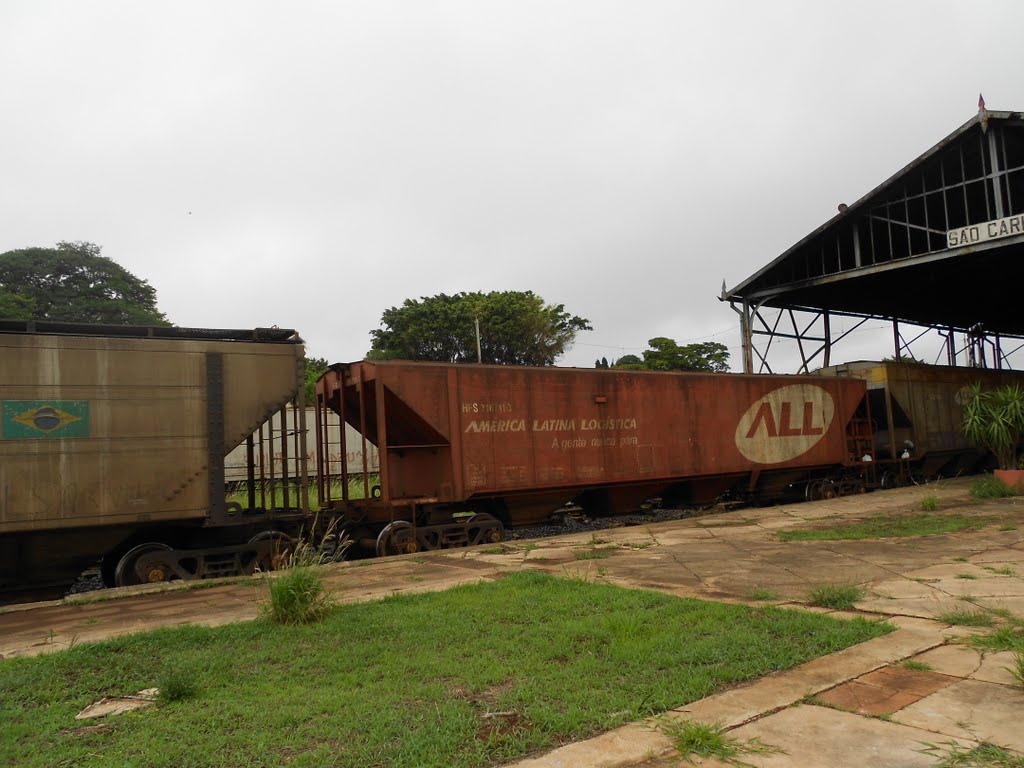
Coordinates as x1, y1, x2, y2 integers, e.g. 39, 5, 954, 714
475, 317, 482, 364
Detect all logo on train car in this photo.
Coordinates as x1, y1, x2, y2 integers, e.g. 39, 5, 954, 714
733, 384, 834, 465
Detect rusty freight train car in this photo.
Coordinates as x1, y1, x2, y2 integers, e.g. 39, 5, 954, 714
0, 322, 310, 603
315, 361, 870, 555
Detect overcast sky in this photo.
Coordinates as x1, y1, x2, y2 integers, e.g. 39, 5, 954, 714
2, 1, 1022, 370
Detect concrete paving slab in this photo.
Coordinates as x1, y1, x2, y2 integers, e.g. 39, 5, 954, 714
814, 666, 958, 715
972, 651, 1023, 686
894, 678, 1024, 751
506, 723, 672, 768
913, 645, 985, 678
667, 625, 944, 728
697, 704, 975, 768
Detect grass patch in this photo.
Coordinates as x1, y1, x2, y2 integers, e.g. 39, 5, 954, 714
920, 741, 1024, 767
264, 566, 333, 625
157, 668, 198, 704
1009, 652, 1024, 688
778, 513, 994, 542
657, 718, 782, 766
936, 609, 996, 628
987, 566, 1017, 576
920, 494, 940, 512
971, 475, 1023, 500
956, 573, 978, 580
900, 659, 933, 672
744, 586, 780, 601
968, 625, 1024, 653
478, 545, 518, 555
0, 573, 891, 768
806, 584, 865, 610
574, 548, 615, 561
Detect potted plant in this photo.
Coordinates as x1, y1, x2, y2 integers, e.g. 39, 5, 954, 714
962, 382, 1024, 488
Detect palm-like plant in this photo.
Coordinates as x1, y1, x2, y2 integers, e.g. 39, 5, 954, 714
962, 383, 1024, 470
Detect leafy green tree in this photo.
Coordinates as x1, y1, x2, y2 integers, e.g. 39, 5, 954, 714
0, 288, 34, 320
612, 339, 729, 372
303, 356, 331, 403
0, 241, 169, 324
611, 354, 644, 370
369, 291, 591, 366
642, 337, 730, 372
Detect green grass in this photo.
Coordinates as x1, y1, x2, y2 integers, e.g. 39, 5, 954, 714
657, 718, 782, 766
921, 741, 1024, 767
936, 609, 996, 628
744, 587, 781, 601
971, 475, 1023, 500
987, 565, 1017, 576
956, 573, 978, 580
573, 547, 615, 560
264, 566, 333, 624
1009, 652, 1024, 688
900, 659, 933, 672
968, 625, 1024, 653
0, 573, 891, 768
157, 668, 198, 704
778, 513, 995, 542
920, 494, 940, 512
806, 584, 865, 610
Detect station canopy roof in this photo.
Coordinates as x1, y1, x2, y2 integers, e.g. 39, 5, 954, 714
724, 107, 1024, 337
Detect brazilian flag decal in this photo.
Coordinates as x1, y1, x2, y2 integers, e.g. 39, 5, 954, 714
2, 401, 90, 439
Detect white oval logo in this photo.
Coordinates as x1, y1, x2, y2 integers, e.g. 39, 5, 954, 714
735, 384, 835, 465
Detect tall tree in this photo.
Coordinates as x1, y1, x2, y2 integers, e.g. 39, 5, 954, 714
612, 338, 730, 372
369, 291, 592, 366
303, 356, 331, 403
0, 241, 169, 325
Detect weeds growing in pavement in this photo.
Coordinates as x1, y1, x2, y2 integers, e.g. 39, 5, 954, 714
968, 625, 1024, 653
900, 659, 933, 672
1008, 652, 1024, 688
806, 584, 864, 611
920, 740, 1024, 767
744, 587, 780, 601
657, 718, 783, 766
936, 610, 996, 628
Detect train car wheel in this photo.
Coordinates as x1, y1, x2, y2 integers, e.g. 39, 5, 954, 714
114, 542, 174, 587
467, 513, 505, 545
804, 480, 822, 502
376, 521, 419, 557
820, 481, 837, 500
